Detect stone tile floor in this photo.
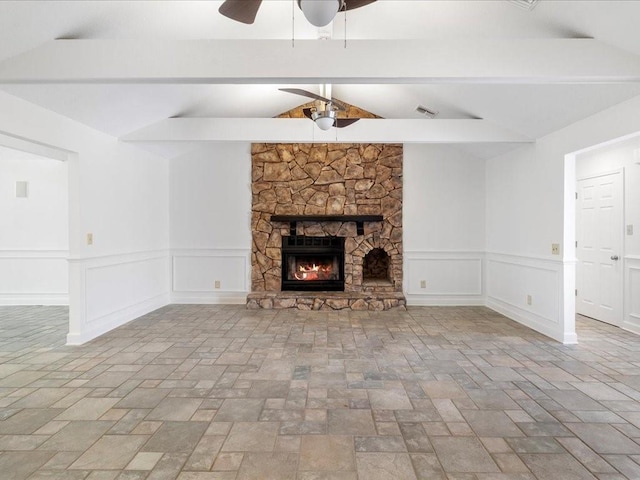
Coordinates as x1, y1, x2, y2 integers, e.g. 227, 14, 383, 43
1, 305, 640, 479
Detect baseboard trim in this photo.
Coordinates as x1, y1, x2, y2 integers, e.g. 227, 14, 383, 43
406, 294, 484, 306
171, 292, 247, 305
0, 293, 68, 306
67, 293, 169, 345
486, 296, 575, 344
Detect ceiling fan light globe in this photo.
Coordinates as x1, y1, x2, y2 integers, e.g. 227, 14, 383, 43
315, 115, 335, 130
311, 109, 337, 130
299, 0, 341, 27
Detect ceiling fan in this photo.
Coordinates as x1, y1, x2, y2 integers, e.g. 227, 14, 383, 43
280, 87, 360, 130
219, 0, 377, 27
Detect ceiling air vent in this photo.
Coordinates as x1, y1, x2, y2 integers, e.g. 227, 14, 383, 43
416, 105, 438, 118
509, 0, 540, 10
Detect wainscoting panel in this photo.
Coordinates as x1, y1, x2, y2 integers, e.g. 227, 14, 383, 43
486, 252, 566, 342
0, 250, 68, 305
405, 252, 484, 305
67, 250, 170, 345
623, 256, 640, 335
171, 249, 250, 304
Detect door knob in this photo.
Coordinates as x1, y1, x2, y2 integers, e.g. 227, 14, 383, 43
611, 255, 619, 261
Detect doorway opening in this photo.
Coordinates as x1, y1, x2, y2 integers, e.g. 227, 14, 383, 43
568, 131, 640, 334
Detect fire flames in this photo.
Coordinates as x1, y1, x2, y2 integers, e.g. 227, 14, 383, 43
293, 262, 333, 281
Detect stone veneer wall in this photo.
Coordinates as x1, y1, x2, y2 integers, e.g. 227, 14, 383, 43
251, 143, 403, 298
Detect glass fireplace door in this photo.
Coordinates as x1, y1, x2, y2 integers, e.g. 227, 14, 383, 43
281, 236, 345, 291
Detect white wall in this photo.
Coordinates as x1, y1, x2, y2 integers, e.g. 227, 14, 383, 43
169, 143, 485, 306
576, 137, 640, 333
170, 143, 251, 304
403, 144, 485, 305
0, 90, 170, 344
486, 94, 640, 343
0, 151, 68, 304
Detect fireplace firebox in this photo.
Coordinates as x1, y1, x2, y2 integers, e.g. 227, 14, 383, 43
281, 236, 345, 291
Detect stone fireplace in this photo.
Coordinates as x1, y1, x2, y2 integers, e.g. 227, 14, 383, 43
247, 142, 405, 310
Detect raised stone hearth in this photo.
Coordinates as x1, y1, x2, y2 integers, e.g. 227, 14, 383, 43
247, 291, 406, 310
250, 140, 405, 310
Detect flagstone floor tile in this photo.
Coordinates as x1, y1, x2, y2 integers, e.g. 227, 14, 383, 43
1, 305, 640, 478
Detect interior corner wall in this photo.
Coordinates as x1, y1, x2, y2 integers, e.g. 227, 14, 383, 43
0, 91, 171, 345
403, 144, 485, 305
169, 143, 252, 304
485, 94, 640, 343
0, 154, 68, 305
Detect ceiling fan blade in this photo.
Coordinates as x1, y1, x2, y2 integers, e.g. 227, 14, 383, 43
344, 0, 376, 10
279, 88, 346, 111
335, 118, 360, 128
218, 0, 262, 24
280, 88, 332, 104
302, 108, 314, 119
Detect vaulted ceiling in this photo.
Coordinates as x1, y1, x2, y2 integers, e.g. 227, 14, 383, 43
1, 0, 640, 160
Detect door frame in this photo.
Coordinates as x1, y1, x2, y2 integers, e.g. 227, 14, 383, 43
565, 130, 640, 341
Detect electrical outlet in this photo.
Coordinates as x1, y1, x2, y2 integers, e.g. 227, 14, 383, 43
86, 233, 93, 246
627, 225, 634, 235
214, 280, 221, 289
527, 295, 532, 305
420, 280, 426, 289
551, 243, 560, 255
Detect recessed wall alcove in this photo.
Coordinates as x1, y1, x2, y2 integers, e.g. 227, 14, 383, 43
363, 247, 391, 282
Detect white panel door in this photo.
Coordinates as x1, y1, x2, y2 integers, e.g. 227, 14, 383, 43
576, 171, 623, 325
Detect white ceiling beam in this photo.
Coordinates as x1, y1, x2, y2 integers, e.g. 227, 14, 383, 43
120, 118, 532, 144
0, 130, 71, 161
0, 38, 639, 84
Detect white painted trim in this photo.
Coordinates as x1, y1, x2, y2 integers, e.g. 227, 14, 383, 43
622, 257, 640, 336
122, 118, 531, 144
0, 250, 69, 305
485, 251, 575, 343
404, 251, 485, 305
6, 38, 640, 84
406, 295, 485, 307
171, 292, 247, 305
170, 248, 251, 304
67, 248, 169, 263
487, 296, 574, 343
0, 250, 68, 259
485, 250, 565, 266
0, 130, 72, 162
67, 292, 168, 345
577, 167, 626, 182
66, 249, 171, 345
404, 250, 486, 256
0, 293, 68, 306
